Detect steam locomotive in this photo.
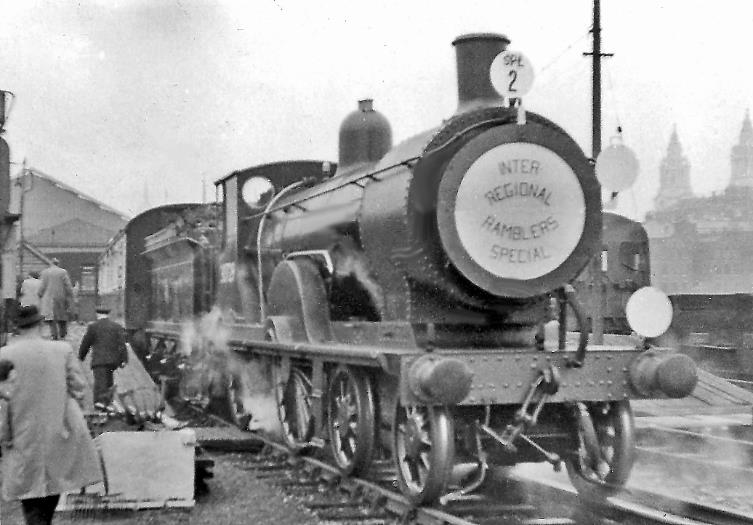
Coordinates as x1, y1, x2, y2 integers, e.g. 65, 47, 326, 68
102, 33, 697, 504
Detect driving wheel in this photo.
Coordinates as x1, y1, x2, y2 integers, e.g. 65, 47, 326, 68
566, 400, 635, 497
327, 366, 376, 475
275, 366, 315, 450
393, 404, 455, 505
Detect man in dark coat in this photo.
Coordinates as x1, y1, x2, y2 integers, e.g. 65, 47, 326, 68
38, 258, 73, 340
78, 306, 128, 405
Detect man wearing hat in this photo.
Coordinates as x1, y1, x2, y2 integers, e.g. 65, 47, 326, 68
37, 258, 73, 340
1, 305, 102, 524
19, 271, 41, 308
78, 306, 128, 405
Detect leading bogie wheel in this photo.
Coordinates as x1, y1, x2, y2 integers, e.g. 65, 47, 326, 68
276, 366, 315, 451
566, 400, 635, 498
326, 366, 376, 476
393, 404, 455, 505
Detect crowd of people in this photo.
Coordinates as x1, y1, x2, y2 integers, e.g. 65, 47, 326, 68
18, 258, 78, 341
0, 259, 129, 524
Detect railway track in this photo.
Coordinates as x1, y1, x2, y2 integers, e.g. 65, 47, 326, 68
632, 422, 753, 521
240, 438, 582, 525
516, 465, 753, 525
178, 400, 753, 524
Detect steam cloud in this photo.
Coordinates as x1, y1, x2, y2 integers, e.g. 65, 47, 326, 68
180, 306, 282, 437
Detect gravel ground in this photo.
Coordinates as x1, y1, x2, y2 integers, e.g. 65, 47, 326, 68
0, 325, 322, 524
1, 452, 321, 525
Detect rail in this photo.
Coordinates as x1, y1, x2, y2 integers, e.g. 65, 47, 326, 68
179, 400, 751, 524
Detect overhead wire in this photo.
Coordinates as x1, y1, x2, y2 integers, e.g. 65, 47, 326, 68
530, 26, 642, 220
603, 60, 623, 140
537, 29, 591, 78
541, 59, 592, 95
603, 60, 642, 220
537, 65, 586, 98
534, 29, 591, 92
531, 62, 592, 118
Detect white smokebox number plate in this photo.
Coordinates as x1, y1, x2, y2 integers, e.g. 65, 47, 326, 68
454, 143, 585, 280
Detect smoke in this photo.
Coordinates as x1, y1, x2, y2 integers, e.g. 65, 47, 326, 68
231, 357, 282, 437
179, 306, 282, 437
235, 261, 260, 323
179, 306, 229, 358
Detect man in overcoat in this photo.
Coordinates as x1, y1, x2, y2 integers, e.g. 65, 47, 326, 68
0, 305, 102, 524
79, 306, 128, 405
37, 258, 73, 340
19, 271, 41, 308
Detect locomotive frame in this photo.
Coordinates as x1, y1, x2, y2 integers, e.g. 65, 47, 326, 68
112, 33, 697, 505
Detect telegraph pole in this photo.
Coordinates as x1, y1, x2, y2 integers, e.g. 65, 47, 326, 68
17, 159, 28, 283
0, 91, 19, 342
583, 0, 613, 344
586, 0, 614, 157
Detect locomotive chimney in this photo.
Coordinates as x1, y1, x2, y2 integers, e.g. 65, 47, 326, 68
452, 32, 510, 114
338, 99, 392, 173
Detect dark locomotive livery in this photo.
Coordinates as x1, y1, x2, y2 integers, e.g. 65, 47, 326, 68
103, 33, 698, 504
573, 212, 651, 334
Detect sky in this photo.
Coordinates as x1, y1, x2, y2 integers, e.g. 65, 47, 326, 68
0, 0, 751, 219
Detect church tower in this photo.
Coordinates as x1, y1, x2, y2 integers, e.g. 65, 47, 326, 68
654, 126, 694, 210
729, 110, 753, 188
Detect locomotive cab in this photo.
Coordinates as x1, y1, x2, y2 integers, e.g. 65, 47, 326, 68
214, 161, 335, 323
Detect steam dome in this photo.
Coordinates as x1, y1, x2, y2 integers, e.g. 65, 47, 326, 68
338, 99, 392, 171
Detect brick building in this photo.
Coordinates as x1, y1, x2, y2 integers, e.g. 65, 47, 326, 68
10, 168, 129, 321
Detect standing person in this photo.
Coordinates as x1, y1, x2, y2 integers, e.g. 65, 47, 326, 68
70, 281, 81, 323
38, 258, 73, 340
78, 306, 128, 405
19, 271, 41, 308
0, 305, 102, 525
